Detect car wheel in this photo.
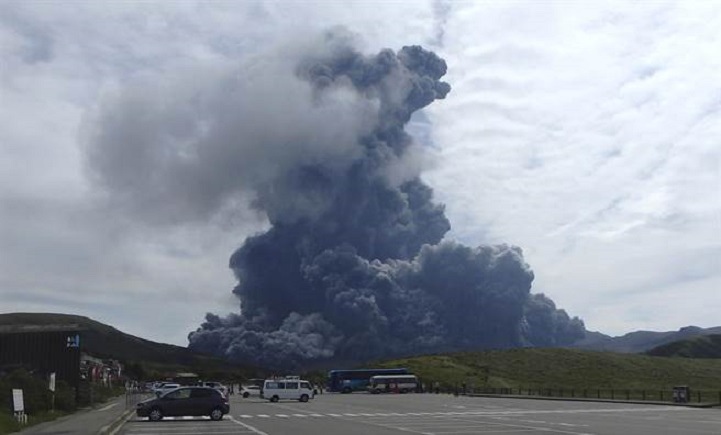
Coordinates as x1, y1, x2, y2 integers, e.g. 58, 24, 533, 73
243, 392, 249, 398
148, 408, 163, 422
210, 408, 224, 421
342, 387, 352, 394
299, 394, 309, 402
270, 395, 279, 403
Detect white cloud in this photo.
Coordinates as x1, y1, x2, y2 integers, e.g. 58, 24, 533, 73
1, 0, 719, 344
427, 1, 721, 334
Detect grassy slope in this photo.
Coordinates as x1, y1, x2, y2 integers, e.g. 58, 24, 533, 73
646, 334, 721, 358
373, 348, 721, 391
571, 326, 721, 353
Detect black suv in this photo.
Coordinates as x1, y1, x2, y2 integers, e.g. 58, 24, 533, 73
137, 386, 229, 421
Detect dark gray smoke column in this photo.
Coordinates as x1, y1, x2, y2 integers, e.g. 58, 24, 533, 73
79, 26, 586, 368
183, 36, 584, 368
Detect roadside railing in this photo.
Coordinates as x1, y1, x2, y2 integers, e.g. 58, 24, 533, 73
124, 389, 152, 409
461, 386, 721, 405
418, 382, 720, 405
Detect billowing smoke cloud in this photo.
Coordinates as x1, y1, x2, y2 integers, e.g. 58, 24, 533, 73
84, 29, 584, 369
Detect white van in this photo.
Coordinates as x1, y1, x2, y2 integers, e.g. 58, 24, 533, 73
262, 378, 315, 402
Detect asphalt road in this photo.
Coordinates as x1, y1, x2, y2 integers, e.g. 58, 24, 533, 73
118, 393, 721, 435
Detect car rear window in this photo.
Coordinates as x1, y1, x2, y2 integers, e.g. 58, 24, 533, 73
166, 388, 191, 399
191, 388, 214, 398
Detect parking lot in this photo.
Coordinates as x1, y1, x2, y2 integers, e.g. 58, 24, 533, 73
117, 393, 721, 435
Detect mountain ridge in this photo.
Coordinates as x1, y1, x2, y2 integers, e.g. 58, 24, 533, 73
0, 312, 259, 378
3, 312, 719, 369
569, 325, 721, 353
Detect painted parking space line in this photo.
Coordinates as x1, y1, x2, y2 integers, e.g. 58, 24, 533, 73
228, 415, 269, 435
139, 405, 695, 423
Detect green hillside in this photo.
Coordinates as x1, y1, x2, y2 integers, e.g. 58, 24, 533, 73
570, 326, 721, 353
0, 312, 261, 380
646, 334, 721, 358
373, 347, 721, 391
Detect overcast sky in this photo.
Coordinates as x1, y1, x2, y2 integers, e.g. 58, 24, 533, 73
1, 1, 719, 346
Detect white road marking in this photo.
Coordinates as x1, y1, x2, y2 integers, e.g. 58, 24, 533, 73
229, 415, 269, 435
96, 403, 118, 412
239, 414, 253, 418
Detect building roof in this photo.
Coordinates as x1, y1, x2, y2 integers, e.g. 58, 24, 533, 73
0, 324, 85, 334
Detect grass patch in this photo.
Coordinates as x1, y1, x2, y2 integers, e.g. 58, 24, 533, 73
374, 348, 721, 392
0, 410, 70, 435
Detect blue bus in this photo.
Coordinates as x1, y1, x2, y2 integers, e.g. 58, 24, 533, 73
327, 368, 408, 393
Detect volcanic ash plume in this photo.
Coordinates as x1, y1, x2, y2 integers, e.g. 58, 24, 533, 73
84, 31, 584, 369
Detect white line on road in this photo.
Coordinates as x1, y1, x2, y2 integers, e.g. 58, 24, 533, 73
229, 415, 269, 435
97, 403, 118, 412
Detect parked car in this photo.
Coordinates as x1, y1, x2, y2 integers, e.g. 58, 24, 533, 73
240, 385, 262, 398
199, 381, 228, 397
137, 386, 229, 421
153, 383, 180, 396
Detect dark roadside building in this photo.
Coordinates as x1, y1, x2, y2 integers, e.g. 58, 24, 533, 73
0, 324, 83, 393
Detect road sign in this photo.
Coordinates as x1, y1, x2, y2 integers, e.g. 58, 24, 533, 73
12, 389, 24, 412
49, 372, 56, 392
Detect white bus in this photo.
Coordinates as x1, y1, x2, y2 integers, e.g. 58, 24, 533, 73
368, 374, 418, 394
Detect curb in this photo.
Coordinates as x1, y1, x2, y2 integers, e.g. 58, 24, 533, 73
98, 408, 134, 435
464, 393, 719, 408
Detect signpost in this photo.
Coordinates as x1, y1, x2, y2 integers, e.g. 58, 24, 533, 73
12, 389, 27, 424
49, 372, 56, 412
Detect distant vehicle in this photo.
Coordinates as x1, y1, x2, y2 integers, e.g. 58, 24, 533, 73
198, 381, 228, 397
137, 386, 229, 421
245, 378, 265, 387
261, 378, 315, 402
153, 383, 181, 396
327, 368, 408, 393
240, 384, 262, 398
368, 374, 419, 394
